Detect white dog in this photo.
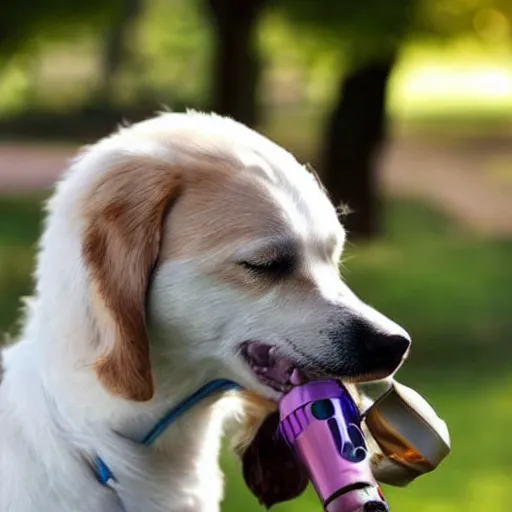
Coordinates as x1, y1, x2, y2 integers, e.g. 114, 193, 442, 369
0, 111, 410, 512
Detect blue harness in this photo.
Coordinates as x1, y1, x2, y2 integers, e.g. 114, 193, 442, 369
94, 379, 241, 486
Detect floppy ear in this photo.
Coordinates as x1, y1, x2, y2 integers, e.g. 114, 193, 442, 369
82, 157, 182, 402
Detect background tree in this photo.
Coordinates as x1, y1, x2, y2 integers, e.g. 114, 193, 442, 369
272, 0, 512, 239
274, 0, 415, 239
1, 0, 511, 235
206, 0, 268, 127
98, 0, 143, 105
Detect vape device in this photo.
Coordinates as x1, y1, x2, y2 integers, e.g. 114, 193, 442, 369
279, 380, 388, 512
361, 379, 451, 486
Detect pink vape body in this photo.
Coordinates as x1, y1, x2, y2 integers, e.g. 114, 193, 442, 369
279, 380, 388, 512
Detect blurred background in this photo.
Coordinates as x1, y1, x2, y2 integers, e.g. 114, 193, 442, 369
0, 0, 511, 510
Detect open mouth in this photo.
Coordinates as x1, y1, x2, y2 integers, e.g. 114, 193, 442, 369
239, 341, 393, 507
240, 341, 313, 393
240, 340, 401, 395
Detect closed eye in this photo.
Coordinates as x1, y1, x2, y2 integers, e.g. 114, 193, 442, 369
239, 255, 295, 278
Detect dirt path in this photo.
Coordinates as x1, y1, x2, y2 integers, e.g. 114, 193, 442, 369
0, 137, 511, 235
381, 137, 512, 235
0, 143, 77, 192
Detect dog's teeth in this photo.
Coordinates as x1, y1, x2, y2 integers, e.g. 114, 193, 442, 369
290, 368, 302, 386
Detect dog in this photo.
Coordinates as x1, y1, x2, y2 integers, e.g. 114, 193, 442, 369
0, 111, 410, 512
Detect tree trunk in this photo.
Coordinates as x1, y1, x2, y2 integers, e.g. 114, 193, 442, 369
99, 0, 142, 105
321, 57, 395, 240
208, 0, 266, 127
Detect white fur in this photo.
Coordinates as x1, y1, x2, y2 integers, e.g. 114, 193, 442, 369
0, 111, 408, 512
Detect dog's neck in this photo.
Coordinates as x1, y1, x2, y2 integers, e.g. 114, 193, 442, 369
5, 303, 238, 512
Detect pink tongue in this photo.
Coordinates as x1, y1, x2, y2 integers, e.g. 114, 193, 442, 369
246, 342, 271, 366
245, 342, 309, 387
264, 357, 293, 384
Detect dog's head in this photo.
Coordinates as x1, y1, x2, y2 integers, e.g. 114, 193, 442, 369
70, 111, 409, 504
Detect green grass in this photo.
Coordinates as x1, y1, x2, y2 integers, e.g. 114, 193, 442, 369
0, 194, 44, 333
0, 195, 511, 511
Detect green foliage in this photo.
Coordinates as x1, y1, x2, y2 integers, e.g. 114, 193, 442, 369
133, 0, 210, 104
272, 0, 512, 67
0, 0, 124, 59
415, 0, 512, 41
274, 0, 415, 62
0, 194, 43, 332
0, 0, 212, 113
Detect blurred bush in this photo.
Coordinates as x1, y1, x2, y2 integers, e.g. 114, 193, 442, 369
1, 0, 511, 237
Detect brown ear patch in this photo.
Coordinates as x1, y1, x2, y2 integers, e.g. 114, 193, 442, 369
82, 158, 183, 402
241, 412, 310, 508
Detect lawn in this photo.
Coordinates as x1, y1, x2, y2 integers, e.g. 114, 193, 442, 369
0, 194, 511, 511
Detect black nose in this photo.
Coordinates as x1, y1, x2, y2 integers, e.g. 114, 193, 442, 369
364, 331, 411, 374
341, 312, 411, 378
363, 501, 388, 512
326, 303, 411, 379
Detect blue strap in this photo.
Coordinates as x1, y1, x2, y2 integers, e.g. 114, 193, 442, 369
94, 379, 241, 486
95, 455, 117, 486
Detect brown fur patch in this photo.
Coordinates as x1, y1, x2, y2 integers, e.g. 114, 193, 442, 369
158, 167, 329, 301
159, 170, 285, 260
80, 148, 340, 402
82, 152, 284, 401
159, 167, 294, 297
83, 157, 184, 401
